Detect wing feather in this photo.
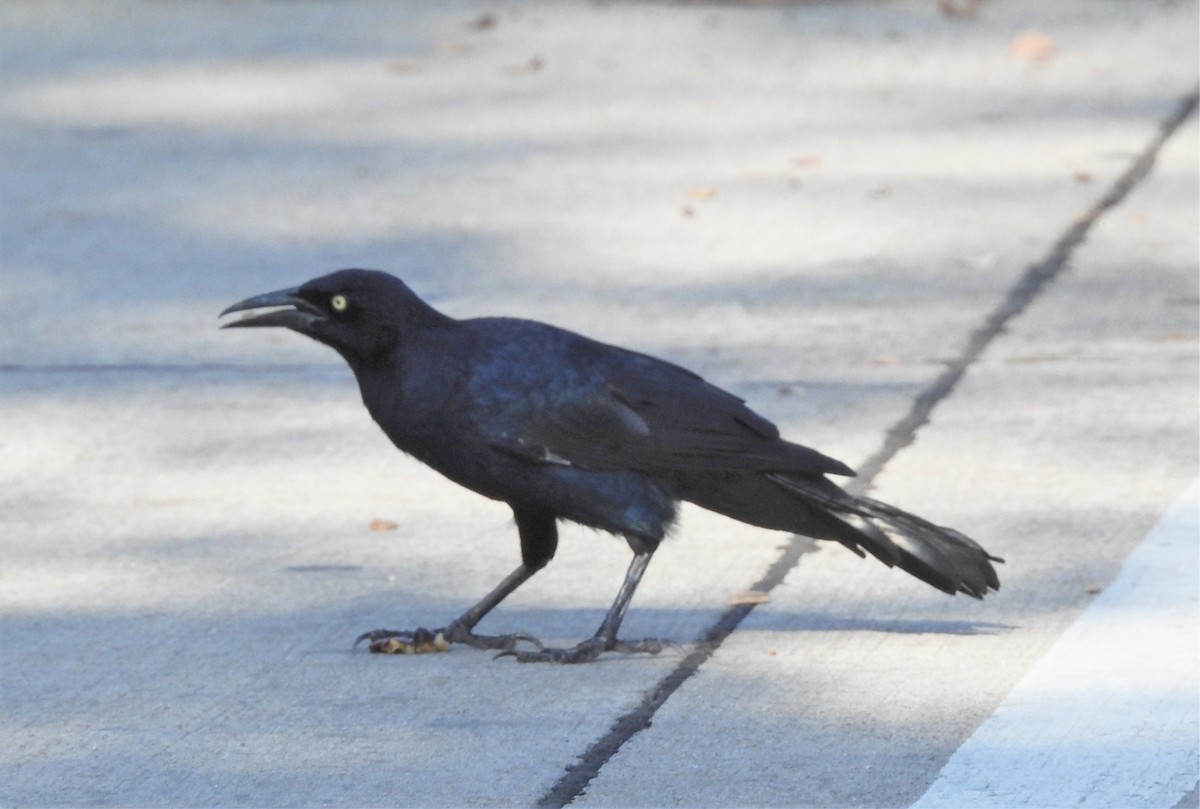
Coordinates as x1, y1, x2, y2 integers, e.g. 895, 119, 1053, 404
483, 335, 853, 477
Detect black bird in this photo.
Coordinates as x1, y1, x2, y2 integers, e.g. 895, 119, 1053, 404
221, 269, 1001, 663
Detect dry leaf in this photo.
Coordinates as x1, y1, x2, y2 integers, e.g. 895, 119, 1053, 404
727, 590, 771, 606
369, 519, 399, 532
792, 155, 823, 169
467, 12, 498, 31
1009, 31, 1057, 63
503, 56, 544, 75
687, 186, 717, 201
939, 0, 979, 17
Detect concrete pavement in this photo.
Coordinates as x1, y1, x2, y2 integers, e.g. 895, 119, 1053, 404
1, 2, 1196, 807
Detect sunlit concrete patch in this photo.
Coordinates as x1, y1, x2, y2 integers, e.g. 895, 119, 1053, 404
2, 62, 360, 127
912, 479, 1200, 809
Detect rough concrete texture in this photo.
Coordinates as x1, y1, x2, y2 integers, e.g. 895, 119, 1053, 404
1, 2, 1196, 807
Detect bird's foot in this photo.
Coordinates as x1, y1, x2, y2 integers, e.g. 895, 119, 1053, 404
353, 627, 451, 655
497, 635, 670, 664
353, 621, 542, 655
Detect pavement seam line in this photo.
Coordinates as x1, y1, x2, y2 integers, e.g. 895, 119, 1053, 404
851, 83, 1200, 490
534, 85, 1200, 809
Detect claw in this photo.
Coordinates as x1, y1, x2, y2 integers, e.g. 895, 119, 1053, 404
353, 628, 402, 649
353, 627, 450, 654
352, 623, 542, 655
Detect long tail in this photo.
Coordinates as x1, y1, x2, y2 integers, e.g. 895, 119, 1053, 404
767, 473, 1003, 598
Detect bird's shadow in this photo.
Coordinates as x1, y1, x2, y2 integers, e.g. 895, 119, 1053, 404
754, 612, 1014, 636
468, 605, 1015, 643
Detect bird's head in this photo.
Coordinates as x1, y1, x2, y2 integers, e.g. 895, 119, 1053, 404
220, 269, 448, 367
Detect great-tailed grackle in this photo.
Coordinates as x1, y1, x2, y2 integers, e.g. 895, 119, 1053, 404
221, 269, 1001, 663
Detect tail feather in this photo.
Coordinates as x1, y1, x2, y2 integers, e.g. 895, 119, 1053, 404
767, 473, 1002, 598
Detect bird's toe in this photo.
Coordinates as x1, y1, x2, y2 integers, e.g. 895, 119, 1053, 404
353, 623, 543, 655
498, 641, 603, 664
442, 621, 543, 652
499, 635, 669, 664
352, 627, 450, 654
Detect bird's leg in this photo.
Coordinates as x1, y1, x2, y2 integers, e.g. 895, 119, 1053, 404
356, 509, 558, 655
354, 563, 544, 654
501, 551, 669, 664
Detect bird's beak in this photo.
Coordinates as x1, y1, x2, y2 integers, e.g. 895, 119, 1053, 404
219, 287, 326, 331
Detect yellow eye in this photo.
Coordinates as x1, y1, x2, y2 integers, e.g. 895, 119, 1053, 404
330, 294, 348, 313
